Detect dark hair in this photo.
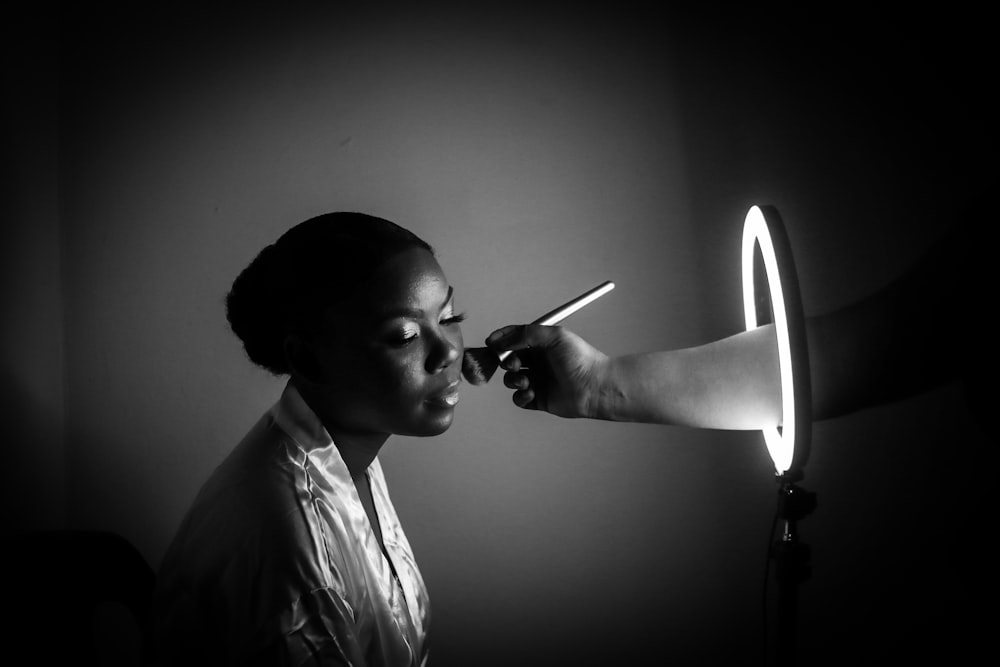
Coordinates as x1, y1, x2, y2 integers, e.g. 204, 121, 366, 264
226, 212, 434, 375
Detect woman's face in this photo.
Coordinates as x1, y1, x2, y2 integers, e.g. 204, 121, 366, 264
307, 246, 465, 438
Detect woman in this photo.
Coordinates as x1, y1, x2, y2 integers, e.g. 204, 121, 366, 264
153, 212, 464, 666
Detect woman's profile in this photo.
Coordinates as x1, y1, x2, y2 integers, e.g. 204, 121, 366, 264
152, 212, 464, 665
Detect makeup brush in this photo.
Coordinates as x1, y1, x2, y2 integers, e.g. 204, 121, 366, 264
461, 280, 616, 385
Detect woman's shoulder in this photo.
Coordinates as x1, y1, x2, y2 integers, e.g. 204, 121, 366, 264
188, 414, 293, 505
160, 413, 330, 579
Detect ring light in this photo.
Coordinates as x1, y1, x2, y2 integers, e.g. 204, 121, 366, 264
741, 205, 811, 479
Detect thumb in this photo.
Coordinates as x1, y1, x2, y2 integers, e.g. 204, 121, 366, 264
485, 323, 562, 353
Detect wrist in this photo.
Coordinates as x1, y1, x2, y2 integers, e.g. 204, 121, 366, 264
582, 353, 618, 420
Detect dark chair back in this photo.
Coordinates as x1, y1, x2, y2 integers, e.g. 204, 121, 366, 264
0, 529, 155, 666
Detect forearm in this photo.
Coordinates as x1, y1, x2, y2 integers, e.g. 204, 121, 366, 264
588, 325, 782, 429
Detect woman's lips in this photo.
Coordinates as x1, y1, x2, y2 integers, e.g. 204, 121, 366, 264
426, 381, 461, 408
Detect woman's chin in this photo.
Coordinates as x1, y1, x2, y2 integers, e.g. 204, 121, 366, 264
409, 408, 456, 437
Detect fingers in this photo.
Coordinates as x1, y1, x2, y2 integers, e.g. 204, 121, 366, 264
489, 326, 560, 412
512, 387, 536, 410
499, 351, 521, 372
485, 325, 521, 350
503, 369, 538, 410
503, 370, 529, 391
486, 323, 562, 355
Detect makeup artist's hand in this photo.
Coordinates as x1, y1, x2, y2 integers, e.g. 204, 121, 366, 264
486, 324, 608, 418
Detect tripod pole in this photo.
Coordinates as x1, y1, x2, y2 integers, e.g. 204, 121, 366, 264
771, 480, 815, 667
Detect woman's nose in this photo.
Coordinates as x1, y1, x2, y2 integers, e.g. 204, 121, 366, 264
427, 330, 461, 373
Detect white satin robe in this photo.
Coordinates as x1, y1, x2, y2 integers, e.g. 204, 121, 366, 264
153, 382, 431, 666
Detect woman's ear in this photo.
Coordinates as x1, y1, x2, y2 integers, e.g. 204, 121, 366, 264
283, 335, 323, 384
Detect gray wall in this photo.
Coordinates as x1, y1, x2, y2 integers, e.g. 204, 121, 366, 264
6, 4, 991, 665
2, 4, 64, 532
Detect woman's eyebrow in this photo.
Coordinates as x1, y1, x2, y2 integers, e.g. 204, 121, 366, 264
378, 286, 453, 320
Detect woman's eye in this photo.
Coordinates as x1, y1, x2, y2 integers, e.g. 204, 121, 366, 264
385, 312, 463, 347
389, 324, 420, 346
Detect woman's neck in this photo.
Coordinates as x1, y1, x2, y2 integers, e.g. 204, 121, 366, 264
329, 428, 388, 479
293, 378, 389, 478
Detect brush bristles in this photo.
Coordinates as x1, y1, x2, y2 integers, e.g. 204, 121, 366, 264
462, 347, 500, 385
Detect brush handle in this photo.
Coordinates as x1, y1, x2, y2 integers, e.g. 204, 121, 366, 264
497, 280, 615, 362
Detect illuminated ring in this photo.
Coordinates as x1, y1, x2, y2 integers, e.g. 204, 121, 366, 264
741, 205, 811, 478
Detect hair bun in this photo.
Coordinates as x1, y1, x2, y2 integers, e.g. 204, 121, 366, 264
226, 243, 290, 375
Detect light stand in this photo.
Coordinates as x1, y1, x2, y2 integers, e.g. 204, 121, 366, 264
741, 205, 815, 667
771, 474, 816, 666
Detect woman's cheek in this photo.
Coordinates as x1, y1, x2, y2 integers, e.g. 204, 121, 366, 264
369, 346, 425, 394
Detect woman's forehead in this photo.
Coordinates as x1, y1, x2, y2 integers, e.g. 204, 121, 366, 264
353, 247, 452, 317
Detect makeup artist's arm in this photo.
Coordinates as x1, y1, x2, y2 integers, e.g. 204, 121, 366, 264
487, 323, 782, 428
489, 226, 975, 428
